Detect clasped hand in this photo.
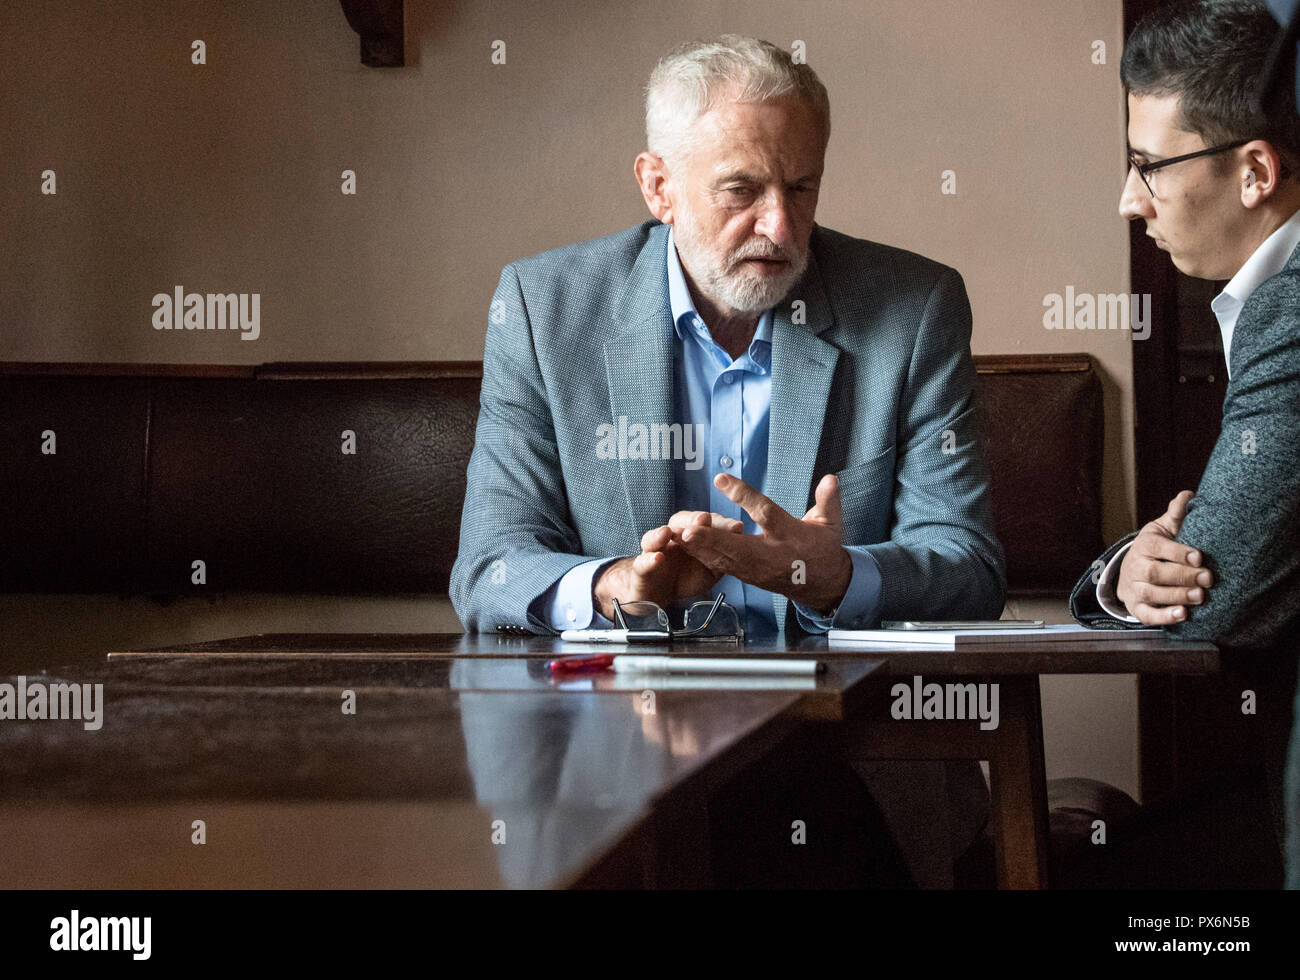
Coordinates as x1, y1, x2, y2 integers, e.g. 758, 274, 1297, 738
593, 473, 852, 620
1116, 490, 1215, 625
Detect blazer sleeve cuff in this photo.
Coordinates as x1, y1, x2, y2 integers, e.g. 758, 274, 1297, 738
1068, 532, 1145, 629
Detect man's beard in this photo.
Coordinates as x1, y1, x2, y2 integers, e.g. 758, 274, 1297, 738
674, 211, 809, 314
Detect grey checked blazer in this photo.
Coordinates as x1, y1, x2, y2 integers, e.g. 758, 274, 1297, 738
450, 220, 1006, 635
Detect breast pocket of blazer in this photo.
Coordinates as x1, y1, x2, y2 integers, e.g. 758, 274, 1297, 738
834, 445, 896, 539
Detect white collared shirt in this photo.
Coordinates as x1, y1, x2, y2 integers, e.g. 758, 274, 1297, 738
1096, 206, 1300, 620
1209, 206, 1300, 380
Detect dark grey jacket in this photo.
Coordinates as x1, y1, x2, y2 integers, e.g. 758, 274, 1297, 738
1071, 239, 1300, 881
1073, 240, 1300, 653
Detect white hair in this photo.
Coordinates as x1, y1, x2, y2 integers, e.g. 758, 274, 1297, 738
645, 35, 830, 170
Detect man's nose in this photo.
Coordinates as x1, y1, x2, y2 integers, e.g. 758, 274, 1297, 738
1119, 166, 1153, 222
754, 192, 796, 248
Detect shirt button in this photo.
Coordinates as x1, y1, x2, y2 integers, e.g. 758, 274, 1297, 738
720, 455, 734, 468
723, 373, 736, 384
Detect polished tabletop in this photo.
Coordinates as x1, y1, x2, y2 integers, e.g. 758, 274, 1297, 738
4, 627, 1216, 889
0, 654, 884, 888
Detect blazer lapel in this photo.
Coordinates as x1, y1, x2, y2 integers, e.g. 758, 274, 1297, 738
603, 224, 676, 537
767, 246, 840, 630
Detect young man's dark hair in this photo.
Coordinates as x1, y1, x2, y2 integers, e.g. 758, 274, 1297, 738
1122, 0, 1300, 173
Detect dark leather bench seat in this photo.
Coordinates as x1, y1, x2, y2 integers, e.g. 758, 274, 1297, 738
1, 354, 1102, 599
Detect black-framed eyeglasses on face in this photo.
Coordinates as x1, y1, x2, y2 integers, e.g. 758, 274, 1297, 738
1127, 139, 1250, 198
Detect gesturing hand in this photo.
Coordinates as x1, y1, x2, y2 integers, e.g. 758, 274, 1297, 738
1116, 490, 1215, 625
675, 473, 852, 613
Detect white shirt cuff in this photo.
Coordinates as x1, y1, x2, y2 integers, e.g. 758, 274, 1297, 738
547, 558, 617, 631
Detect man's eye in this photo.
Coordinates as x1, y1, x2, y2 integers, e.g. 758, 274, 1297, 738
726, 187, 753, 197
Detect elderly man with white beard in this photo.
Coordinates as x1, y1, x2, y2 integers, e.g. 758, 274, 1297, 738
450, 35, 1005, 887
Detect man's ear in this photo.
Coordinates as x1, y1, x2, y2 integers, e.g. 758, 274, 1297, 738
634, 152, 675, 224
1240, 140, 1286, 207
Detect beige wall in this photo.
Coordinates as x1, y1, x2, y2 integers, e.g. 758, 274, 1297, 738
1, 0, 1135, 532
0, 1, 1141, 797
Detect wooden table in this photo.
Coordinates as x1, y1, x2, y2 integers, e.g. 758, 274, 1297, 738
98, 630, 1218, 889
2, 630, 1216, 888
0, 649, 882, 889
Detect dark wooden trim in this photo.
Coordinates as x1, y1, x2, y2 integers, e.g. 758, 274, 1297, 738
3, 356, 1094, 381
255, 362, 484, 380
972, 353, 1094, 374
1129, 221, 1181, 522
0, 362, 484, 379
0, 363, 255, 377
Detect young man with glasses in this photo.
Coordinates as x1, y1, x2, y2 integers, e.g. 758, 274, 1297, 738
1070, 0, 1300, 887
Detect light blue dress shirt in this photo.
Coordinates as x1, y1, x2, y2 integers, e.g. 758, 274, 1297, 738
535, 226, 883, 635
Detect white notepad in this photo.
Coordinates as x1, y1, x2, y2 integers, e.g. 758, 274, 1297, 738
827, 623, 1163, 649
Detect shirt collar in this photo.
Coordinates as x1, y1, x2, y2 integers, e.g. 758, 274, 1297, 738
1211, 202, 1300, 321
1211, 207, 1300, 370
665, 225, 772, 360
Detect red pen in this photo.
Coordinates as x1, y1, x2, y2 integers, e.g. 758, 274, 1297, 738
547, 653, 616, 674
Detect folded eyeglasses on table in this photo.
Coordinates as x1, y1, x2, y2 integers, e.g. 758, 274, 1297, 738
561, 593, 744, 643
